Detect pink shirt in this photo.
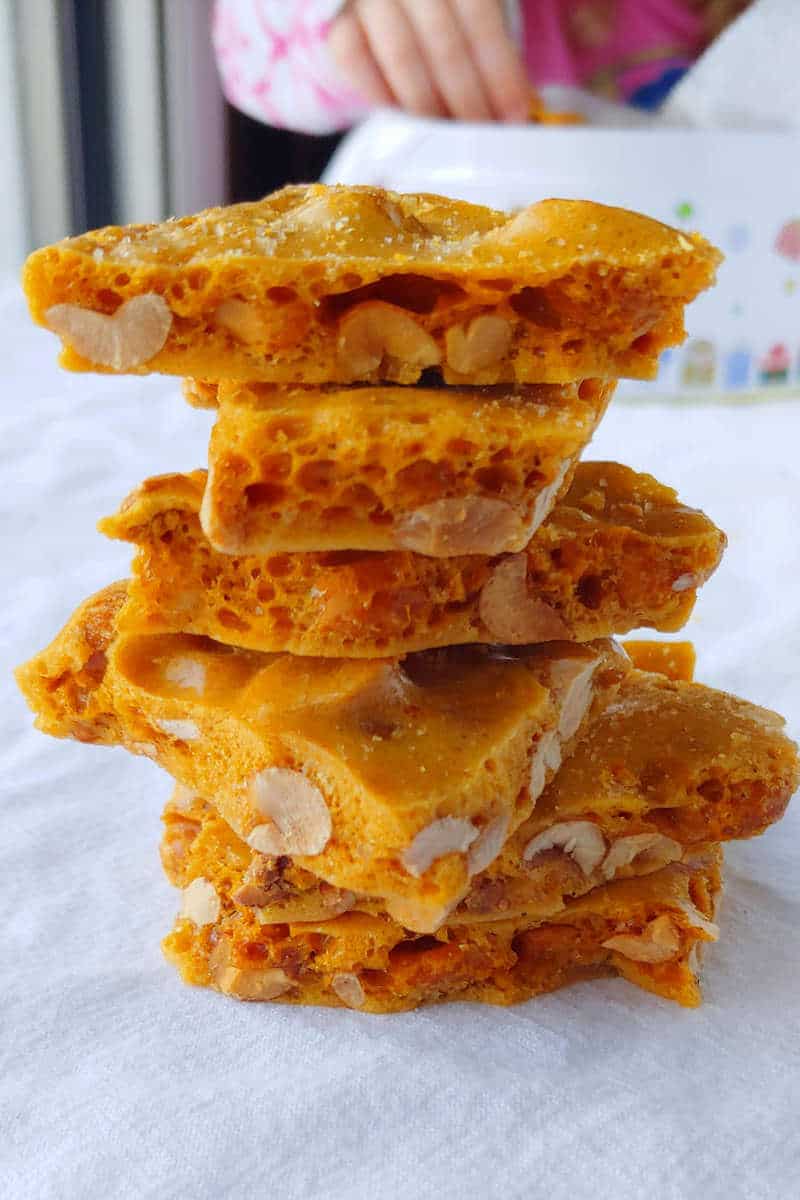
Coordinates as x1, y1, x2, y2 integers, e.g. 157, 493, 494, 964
213, 0, 709, 134
521, 1, 705, 105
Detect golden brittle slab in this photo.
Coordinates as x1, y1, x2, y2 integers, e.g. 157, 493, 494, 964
16, 583, 627, 931
161, 842, 723, 1012
622, 639, 696, 681
194, 378, 612, 555
159, 668, 796, 931
101, 461, 725, 658
24, 185, 720, 384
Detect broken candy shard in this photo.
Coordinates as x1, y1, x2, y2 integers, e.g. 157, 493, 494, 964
24, 184, 720, 384
99, 460, 725, 658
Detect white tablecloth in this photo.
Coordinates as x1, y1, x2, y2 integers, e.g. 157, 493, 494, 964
2, 279, 799, 1199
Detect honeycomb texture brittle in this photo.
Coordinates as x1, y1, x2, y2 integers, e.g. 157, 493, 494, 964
536, 668, 800, 844
161, 828, 723, 1011
158, 667, 795, 932
198, 379, 613, 555
100, 460, 726, 658
15, 583, 629, 932
23, 185, 721, 384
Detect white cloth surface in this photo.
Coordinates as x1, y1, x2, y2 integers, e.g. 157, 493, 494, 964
2, 277, 800, 1200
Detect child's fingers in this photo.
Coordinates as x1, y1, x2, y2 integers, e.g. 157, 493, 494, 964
327, 8, 395, 107
451, 0, 531, 121
401, 0, 493, 122
354, 0, 447, 117
329, 0, 526, 123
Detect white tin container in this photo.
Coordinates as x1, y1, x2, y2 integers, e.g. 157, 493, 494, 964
325, 111, 800, 399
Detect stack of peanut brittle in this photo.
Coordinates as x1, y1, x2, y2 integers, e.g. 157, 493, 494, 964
17, 185, 798, 1012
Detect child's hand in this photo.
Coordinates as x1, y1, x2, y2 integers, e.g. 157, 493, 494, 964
328, 0, 530, 122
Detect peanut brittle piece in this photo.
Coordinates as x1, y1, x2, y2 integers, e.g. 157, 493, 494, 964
161, 844, 723, 1012
24, 184, 720, 384
192, 378, 612, 555
100, 461, 724, 657
525, 668, 800, 844
16, 583, 627, 930
622, 639, 696, 681
159, 667, 795, 931
461, 668, 798, 920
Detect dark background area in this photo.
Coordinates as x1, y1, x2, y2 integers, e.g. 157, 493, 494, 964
227, 106, 343, 203
56, 2, 343, 236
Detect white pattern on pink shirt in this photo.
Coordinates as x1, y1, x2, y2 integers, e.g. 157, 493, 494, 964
213, 0, 368, 134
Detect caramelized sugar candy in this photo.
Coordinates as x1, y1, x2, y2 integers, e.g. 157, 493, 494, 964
158, 667, 798, 932
100, 462, 725, 659
528, 91, 587, 124
188, 378, 613, 556
161, 825, 722, 1012
23, 184, 721, 385
15, 583, 628, 933
623, 640, 696, 682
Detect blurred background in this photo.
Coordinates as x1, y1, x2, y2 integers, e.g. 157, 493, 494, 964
0, 0, 339, 272
2, 0, 797, 397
